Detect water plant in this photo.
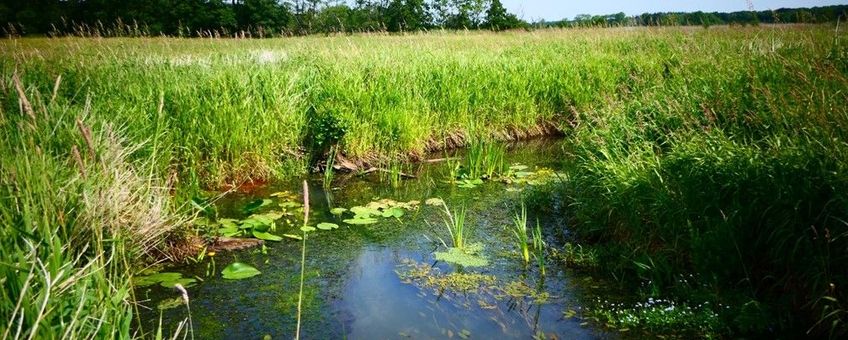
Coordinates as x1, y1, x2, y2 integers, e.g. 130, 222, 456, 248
510, 202, 531, 265
464, 141, 506, 179
437, 202, 468, 250
323, 146, 336, 189
532, 220, 546, 277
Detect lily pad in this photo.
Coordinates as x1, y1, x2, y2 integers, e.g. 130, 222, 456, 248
160, 277, 197, 288
252, 230, 283, 241
221, 262, 261, 280
350, 206, 381, 217
330, 208, 347, 215
243, 199, 272, 213
343, 217, 379, 225
382, 207, 405, 218
300, 226, 316, 232
157, 297, 185, 310
134, 272, 182, 287
434, 246, 489, 267
316, 222, 339, 230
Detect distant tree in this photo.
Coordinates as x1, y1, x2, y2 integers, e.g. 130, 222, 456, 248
484, 0, 522, 31
386, 0, 430, 32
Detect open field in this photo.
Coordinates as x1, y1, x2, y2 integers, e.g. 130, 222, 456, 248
2, 25, 847, 338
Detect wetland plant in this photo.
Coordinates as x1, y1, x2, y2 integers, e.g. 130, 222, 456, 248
532, 220, 546, 277
510, 203, 531, 265
464, 142, 506, 179
438, 202, 468, 250
322, 146, 336, 189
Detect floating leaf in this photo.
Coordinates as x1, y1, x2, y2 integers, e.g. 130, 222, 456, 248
382, 207, 405, 218
343, 217, 379, 225
157, 297, 185, 310
510, 164, 529, 171
252, 230, 283, 241
350, 206, 380, 217
160, 277, 197, 288
219, 218, 239, 229
425, 198, 445, 206
282, 234, 303, 240
279, 201, 301, 209
330, 208, 347, 215
434, 247, 489, 267
134, 272, 182, 287
218, 226, 240, 237
300, 226, 316, 232
221, 262, 261, 280
243, 199, 272, 213
317, 222, 339, 230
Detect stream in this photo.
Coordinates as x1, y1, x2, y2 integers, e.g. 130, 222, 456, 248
136, 140, 617, 339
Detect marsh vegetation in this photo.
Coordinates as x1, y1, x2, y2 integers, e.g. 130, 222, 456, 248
2, 24, 847, 338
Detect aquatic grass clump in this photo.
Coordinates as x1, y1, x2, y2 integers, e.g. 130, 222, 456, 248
437, 202, 468, 250
532, 220, 547, 277
510, 202, 531, 265
464, 141, 506, 179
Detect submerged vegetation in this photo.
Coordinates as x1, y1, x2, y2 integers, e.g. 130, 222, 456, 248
1, 24, 847, 338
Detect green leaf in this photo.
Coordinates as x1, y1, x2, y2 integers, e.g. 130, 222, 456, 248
330, 207, 347, 215
382, 207, 405, 218
218, 226, 240, 237
343, 217, 379, 225
252, 230, 283, 241
300, 226, 316, 232
134, 272, 182, 287
160, 277, 197, 288
282, 234, 303, 240
243, 199, 272, 213
316, 222, 339, 230
221, 262, 261, 280
350, 206, 381, 217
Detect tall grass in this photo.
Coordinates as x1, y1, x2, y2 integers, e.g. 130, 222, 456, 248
537, 25, 848, 337
0, 76, 176, 338
1, 25, 845, 337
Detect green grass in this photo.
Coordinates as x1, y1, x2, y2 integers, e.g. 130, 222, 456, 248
437, 202, 468, 250
1, 25, 846, 337
510, 202, 531, 264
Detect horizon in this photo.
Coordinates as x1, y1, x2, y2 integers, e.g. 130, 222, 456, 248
499, 0, 848, 22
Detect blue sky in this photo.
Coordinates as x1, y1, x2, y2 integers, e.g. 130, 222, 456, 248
500, 1, 848, 21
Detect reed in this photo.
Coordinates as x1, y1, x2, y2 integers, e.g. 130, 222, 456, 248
510, 202, 531, 265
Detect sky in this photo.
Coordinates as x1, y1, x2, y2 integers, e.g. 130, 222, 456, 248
500, 0, 848, 21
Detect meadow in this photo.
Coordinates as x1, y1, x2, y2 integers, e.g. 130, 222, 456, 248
1, 25, 846, 337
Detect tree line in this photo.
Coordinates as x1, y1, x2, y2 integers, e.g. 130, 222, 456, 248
549, 5, 847, 28
0, 0, 524, 37
1, 1, 846, 37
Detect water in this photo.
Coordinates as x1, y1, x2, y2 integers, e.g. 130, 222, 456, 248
137, 139, 616, 339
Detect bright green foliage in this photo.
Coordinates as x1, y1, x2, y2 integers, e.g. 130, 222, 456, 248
221, 262, 262, 280
510, 203, 531, 264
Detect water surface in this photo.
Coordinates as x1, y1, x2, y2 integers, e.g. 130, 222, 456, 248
137, 140, 615, 339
